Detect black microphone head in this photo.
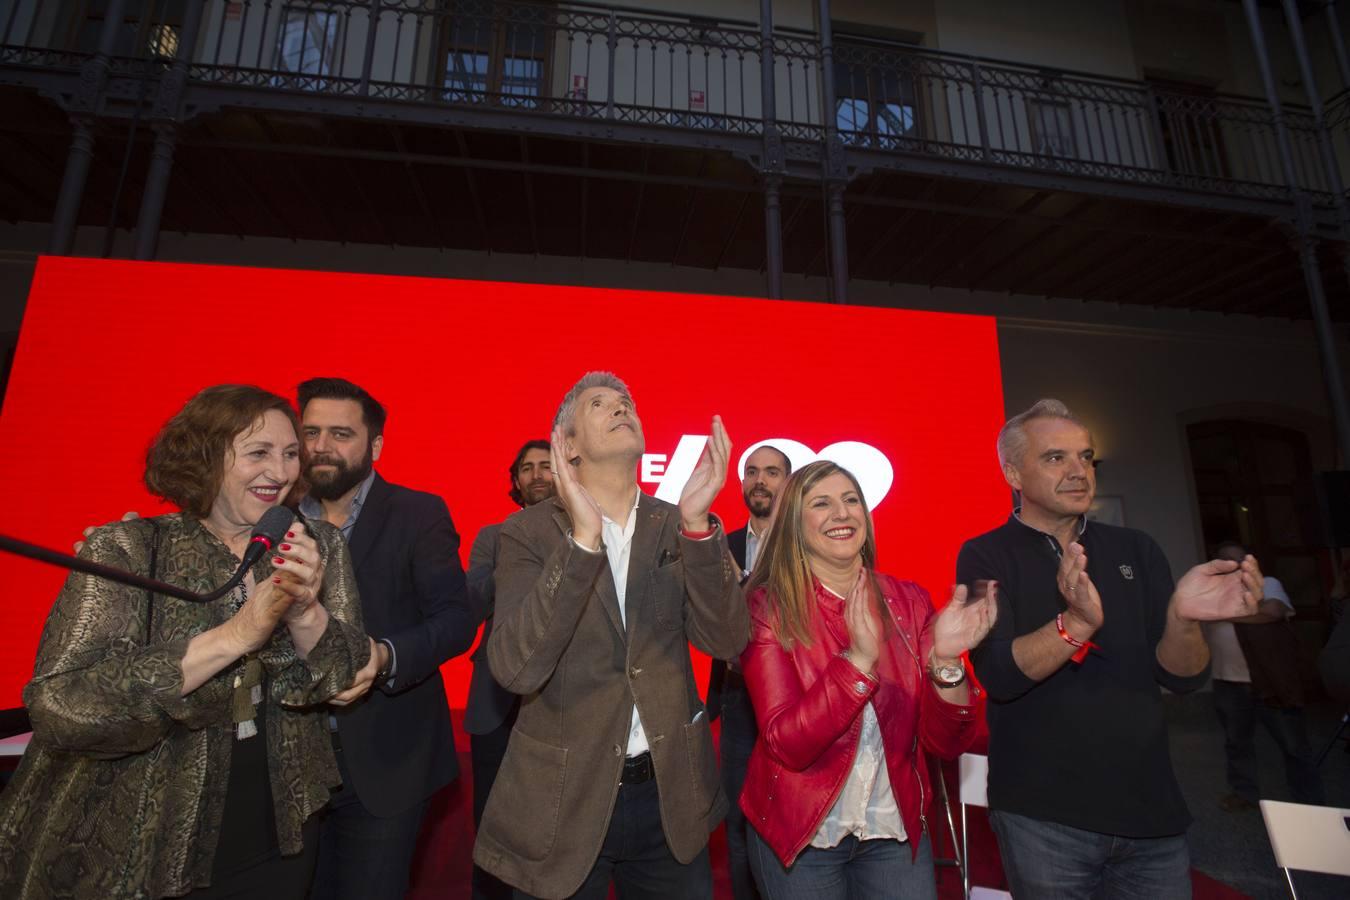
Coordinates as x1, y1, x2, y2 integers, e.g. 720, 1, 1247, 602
249, 506, 296, 551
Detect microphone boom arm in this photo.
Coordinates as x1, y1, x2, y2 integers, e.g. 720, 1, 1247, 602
0, 533, 211, 603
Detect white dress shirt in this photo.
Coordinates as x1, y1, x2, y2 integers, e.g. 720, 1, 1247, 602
601, 491, 649, 757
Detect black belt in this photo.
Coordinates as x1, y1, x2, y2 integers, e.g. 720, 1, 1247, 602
621, 751, 654, 785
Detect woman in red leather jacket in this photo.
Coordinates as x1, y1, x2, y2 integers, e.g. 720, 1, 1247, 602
739, 460, 997, 900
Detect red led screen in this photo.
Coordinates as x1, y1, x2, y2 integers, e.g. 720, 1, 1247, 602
0, 257, 1009, 710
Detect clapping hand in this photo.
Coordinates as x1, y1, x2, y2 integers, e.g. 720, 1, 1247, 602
678, 416, 731, 532
844, 571, 882, 675
1173, 554, 1264, 622
932, 581, 999, 661
270, 519, 325, 624
1058, 542, 1103, 637
225, 574, 301, 654
551, 426, 604, 549
330, 637, 390, 706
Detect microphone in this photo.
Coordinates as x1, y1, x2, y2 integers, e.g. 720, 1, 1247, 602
0, 506, 298, 604
197, 506, 297, 603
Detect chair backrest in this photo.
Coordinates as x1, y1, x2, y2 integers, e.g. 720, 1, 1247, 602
970, 889, 1011, 900
960, 753, 990, 808
1259, 799, 1350, 878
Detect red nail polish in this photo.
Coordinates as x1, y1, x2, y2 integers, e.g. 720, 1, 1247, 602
274, 557, 285, 565
280, 544, 291, 551
286, 531, 295, 538
272, 576, 281, 583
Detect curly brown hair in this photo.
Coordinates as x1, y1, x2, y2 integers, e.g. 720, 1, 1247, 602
145, 384, 305, 519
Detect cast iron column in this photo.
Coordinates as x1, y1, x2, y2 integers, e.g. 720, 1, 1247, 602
1280, 0, 1349, 219
1244, 0, 1350, 461
818, 0, 848, 303
760, 0, 784, 298
1326, 1, 1350, 90
48, 0, 129, 255
133, 0, 205, 260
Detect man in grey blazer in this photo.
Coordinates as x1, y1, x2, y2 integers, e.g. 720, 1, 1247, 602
474, 371, 748, 900
467, 439, 554, 900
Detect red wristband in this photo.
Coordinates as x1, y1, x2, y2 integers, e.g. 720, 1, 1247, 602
1056, 613, 1099, 663
680, 525, 716, 539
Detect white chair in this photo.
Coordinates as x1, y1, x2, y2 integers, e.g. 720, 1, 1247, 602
1259, 799, 1350, 898
959, 753, 1013, 900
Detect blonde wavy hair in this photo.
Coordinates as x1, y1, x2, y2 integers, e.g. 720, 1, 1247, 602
746, 460, 886, 649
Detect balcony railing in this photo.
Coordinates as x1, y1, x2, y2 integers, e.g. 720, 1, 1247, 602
0, 0, 1342, 206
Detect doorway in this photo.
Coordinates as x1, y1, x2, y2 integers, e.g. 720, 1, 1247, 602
1187, 419, 1330, 624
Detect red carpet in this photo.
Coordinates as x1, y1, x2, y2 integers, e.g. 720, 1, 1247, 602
404, 714, 1251, 899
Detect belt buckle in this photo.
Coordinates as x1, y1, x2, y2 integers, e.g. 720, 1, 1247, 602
621, 751, 652, 785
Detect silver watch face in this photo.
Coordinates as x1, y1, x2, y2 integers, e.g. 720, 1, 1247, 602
933, 663, 965, 684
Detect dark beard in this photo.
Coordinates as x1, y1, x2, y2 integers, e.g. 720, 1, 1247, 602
522, 480, 556, 506
305, 448, 373, 501
743, 489, 773, 518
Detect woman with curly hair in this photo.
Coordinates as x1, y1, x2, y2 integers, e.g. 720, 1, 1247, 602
0, 384, 369, 900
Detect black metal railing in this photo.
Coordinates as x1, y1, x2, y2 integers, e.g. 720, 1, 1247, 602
1327, 88, 1350, 198
1, 0, 1344, 205
829, 37, 1335, 201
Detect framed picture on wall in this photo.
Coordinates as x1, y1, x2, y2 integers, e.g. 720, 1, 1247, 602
1088, 494, 1125, 527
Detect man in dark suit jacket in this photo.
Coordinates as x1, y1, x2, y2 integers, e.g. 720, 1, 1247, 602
297, 378, 477, 900
474, 372, 748, 900
706, 443, 790, 900
466, 439, 553, 900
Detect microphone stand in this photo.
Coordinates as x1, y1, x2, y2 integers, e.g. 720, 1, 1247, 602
0, 533, 225, 603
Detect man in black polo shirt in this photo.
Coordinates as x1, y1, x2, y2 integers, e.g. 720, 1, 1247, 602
957, 398, 1264, 899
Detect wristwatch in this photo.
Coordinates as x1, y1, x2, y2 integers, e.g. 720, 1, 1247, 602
372, 639, 394, 688
928, 657, 967, 689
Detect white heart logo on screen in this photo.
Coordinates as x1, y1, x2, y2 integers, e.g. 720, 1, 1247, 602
738, 439, 894, 510
641, 437, 894, 510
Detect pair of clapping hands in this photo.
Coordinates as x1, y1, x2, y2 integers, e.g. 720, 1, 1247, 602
77, 513, 377, 705
1055, 541, 1264, 637
549, 415, 732, 547
841, 574, 1000, 676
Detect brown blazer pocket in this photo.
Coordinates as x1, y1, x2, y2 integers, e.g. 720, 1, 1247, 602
481, 728, 568, 861
682, 716, 720, 817
650, 560, 687, 631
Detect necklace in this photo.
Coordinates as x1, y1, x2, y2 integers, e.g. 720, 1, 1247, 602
229, 581, 263, 740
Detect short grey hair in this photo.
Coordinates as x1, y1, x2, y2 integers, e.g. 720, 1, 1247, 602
996, 398, 1085, 468
553, 371, 634, 434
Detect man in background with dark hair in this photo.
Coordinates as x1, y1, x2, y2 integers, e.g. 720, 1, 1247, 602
465, 439, 554, 900
706, 443, 791, 900
1204, 539, 1324, 811
725, 444, 792, 583
298, 377, 477, 900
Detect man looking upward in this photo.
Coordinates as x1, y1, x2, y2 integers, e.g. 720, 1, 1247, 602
475, 372, 748, 900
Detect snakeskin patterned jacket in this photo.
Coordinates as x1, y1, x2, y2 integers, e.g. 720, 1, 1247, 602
0, 513, 369, 899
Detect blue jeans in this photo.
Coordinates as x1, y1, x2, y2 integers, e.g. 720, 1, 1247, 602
1211, 679, 1325, 805
748, 827, 937, 900
719, 671, 761, 900
989, 810, 1190, 900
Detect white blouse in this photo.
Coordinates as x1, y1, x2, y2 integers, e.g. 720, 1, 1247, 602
809, 700, 907, 848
